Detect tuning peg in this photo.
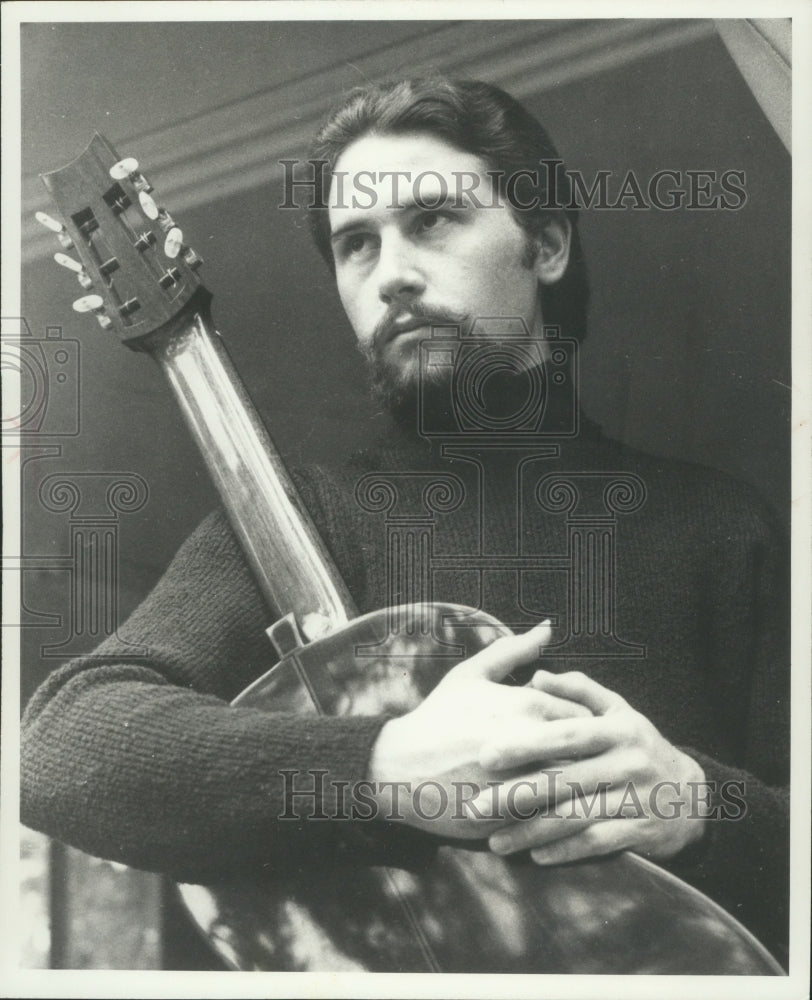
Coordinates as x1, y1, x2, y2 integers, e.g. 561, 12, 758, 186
138, 191, 175, 232
35, 210, 74, 249
36, 210, 65, 233
156, 211, 176, 233
164, 227, 202, 269
163, 227, 183, 258
73, 293, 112, 330
98, 257, 120, 277
138, 191, 159, 220
133, 231, 157, 252
54, 252, 93, 290
158, 267, 182, 289
109, 156, 153, 193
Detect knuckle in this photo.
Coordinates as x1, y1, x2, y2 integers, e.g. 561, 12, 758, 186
558, 721, 581, 744
617, 710, 643, 742
623, 747, 651, 779
527, 697, 549, 720
563, 670, 588, 684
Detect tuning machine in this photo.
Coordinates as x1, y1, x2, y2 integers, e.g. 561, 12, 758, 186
111, 162, 201, 269
138, 190, 177, 233
164, 226, 203, 269
54, 252, 94, 290
36, 210, 74, 249
73, 294, 113, 330
109, 156, 153, 193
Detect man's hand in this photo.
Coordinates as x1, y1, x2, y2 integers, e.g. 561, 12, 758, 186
368, 622, 591, 838
471, 670, 709, 863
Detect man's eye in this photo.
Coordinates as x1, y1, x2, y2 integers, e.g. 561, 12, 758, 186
335, 232, 377, 261
417, 211, 451, 233
348, 234, 368, 253
342, 233, 370, 256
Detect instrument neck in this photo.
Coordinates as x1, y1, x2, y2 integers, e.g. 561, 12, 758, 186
136, 299, 357, 642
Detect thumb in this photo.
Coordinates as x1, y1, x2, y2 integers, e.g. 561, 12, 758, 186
453, 620, 552, 682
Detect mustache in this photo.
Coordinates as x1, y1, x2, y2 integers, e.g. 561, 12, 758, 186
372, 303, 469, 350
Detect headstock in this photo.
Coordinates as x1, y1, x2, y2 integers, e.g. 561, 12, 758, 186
39, 134, 209, 348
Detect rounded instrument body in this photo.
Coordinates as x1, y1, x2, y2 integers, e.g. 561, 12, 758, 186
179, 603, 783, 975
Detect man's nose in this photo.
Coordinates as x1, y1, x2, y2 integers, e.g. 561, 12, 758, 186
376, 236, 426, 306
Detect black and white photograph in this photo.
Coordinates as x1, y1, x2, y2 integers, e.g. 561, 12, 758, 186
1, 3, 809, 997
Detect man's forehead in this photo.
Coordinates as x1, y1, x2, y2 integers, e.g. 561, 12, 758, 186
328, 132, 491, 218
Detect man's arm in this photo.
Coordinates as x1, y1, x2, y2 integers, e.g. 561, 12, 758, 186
20, 510, 390, 883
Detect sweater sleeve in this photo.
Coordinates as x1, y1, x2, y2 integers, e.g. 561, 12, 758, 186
663, 487, 790, 964
20, 510, 391, 884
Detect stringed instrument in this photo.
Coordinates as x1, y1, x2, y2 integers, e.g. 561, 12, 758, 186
37, 133, 784, 974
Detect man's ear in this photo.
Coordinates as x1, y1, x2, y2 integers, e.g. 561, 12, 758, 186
534, 214, 572, 286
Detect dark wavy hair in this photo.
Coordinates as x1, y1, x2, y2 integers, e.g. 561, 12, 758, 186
308, 76, 589, 342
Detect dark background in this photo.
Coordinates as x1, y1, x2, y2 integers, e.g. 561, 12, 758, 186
17, 19, 791, 705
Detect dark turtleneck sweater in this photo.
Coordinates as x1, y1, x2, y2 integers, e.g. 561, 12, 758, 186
20, 419, 789, 961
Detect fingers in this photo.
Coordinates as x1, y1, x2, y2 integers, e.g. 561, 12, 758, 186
474, 756, 620, 819
523, 675, 593, 722
487, 781, 627, 854
529, 822, 636, 865
486, 772, 658, 860
465, 751, 624, 832
478, 714, 614, 770
453, 620, 552, 682
528, 670, 626, 716
479, 763, 696, 862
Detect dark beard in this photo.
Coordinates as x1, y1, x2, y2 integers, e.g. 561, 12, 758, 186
360, 340, 549, 439
359, 234, 546, 435
369, 368, 450, 437
360, 339, 438, 434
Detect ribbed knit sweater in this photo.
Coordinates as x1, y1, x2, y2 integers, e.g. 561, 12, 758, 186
21, 420, 790, 961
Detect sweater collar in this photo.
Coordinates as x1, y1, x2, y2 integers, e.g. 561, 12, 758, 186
349, 410, 611, 473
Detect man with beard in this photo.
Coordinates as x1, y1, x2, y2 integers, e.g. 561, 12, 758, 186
21, 78, 789, 965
